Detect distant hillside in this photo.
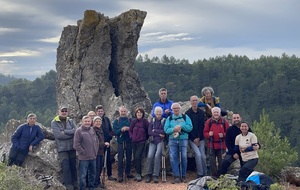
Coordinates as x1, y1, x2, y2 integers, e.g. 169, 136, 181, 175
0, 74, 17, 85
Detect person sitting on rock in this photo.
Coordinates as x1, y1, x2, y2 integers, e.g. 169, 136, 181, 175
8, 113, 44, 166
235, 121, 259, 181
198, 86, 227, 119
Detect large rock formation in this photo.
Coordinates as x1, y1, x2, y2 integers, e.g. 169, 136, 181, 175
56, 9, 151, 123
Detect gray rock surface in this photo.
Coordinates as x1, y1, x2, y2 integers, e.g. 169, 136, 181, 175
56, 9, 151, 123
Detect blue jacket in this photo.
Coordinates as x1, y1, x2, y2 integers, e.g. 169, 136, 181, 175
113, 116, 132, 144
164, 114, 193, 140
151, 99, 173, 118
11, 123, 44, 154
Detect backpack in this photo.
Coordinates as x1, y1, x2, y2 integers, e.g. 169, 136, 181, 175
187, 176, 214, 190
238, 172, 274, 190
208, 118, 226, 132
169, 113, 186, 122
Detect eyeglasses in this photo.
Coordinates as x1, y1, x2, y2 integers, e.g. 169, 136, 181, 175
61, 110, 68, 112
173, 107, 180, 109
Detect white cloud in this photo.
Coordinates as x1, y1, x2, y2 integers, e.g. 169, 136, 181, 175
38, 36, 60, 43
0, 50, 40, 57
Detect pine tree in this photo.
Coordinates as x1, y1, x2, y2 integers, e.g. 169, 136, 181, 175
252, 110, 298, 177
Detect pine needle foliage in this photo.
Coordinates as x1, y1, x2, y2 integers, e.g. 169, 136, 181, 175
252, 110, 298, 177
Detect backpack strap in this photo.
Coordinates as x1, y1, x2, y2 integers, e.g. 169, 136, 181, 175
209, 118, 226, 132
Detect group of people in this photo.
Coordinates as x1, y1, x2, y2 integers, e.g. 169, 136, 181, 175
7, 87, 259, 190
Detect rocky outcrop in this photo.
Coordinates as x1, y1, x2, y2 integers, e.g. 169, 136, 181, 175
56, 9, 151, 123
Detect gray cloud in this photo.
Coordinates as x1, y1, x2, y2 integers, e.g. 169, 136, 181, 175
0, 0, 299, 80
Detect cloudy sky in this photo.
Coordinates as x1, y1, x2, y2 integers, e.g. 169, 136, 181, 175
0, 0, 299, 80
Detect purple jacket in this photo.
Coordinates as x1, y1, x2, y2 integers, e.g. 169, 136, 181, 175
148, 117, 166, 145
129, 118, 149, 143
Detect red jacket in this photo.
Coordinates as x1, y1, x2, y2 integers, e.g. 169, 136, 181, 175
203, 117, 229, 150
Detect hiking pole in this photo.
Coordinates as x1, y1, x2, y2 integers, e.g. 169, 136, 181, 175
123, 141, 127, 183
102, 147, 107, 189
161, 139, 167, 182
208, 136, 213, 176
220, 138, 223, 155
178, 140, 182, 181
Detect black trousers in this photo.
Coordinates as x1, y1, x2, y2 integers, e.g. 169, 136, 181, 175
132, 142, 145, 175
8, 147, 27, 166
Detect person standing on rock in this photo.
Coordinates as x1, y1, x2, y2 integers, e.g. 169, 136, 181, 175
8, 113, 44, 167
164, 103, 193, 184
185, 95, 207, 178
51, 106, 78, 190
113, 106, 134, 183
74, 115, 99, 190
151, 88, 173, 119
95, 105, 117, 181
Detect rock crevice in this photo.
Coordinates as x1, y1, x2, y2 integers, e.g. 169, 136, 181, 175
56, 9, 151, 122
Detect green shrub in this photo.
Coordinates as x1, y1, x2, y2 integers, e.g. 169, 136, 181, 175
252, 110, 298, 177
270, 183, 285, 190
207, 175, 238, 190
0, 163, 42, 190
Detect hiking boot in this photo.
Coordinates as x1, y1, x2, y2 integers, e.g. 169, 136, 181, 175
145, 175, 151, 183
153, 176, 159, 183
126, 174, 134, 179
181, 176, 187, 183
135, 174, 142, 182
172, 177, 181, 184
108, 176, 117, 181
118, 176, 123, 183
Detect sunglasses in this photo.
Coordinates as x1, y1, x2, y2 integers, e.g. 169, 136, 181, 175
61, 110, 68, 112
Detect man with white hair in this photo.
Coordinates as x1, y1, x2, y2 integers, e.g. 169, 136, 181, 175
164, 103, 192, 184
8, 113, 44, 166
203, 107, 229, 178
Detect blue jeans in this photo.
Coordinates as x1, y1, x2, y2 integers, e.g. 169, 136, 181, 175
146, 142, 163, 176
94, 155, 103, 187
189, 140, 207, 176
79, 159, 96, 190
168, 139, 188, 178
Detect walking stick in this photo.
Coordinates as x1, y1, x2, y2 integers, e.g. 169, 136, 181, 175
161, 140, 167, 182
123, 141, 127, 183
220, 138, 223, 155
102, 148, 107, 188
178, 140, 182, 181
208, 136, 213, 176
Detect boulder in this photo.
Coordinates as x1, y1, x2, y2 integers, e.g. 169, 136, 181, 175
56, 9, 151, 124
